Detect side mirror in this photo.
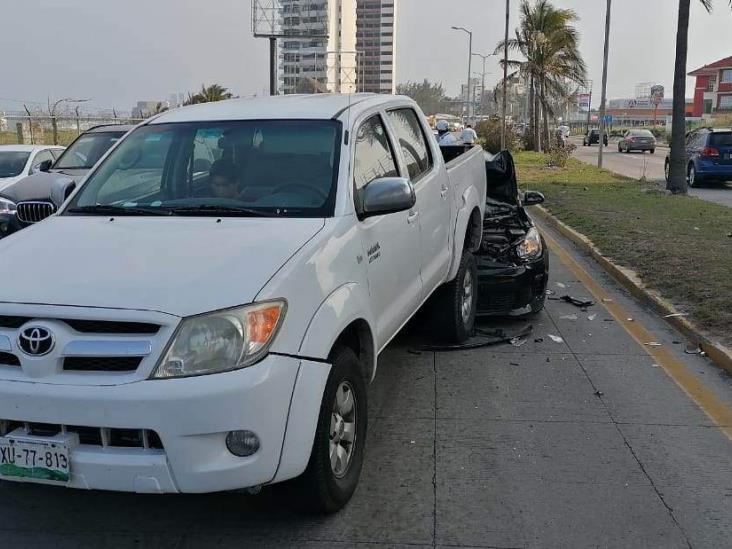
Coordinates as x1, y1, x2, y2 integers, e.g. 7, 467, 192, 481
39, 159, 53, 173
50, 178, 77, 208
359, 177, 415, 219
522, 190, 545, 206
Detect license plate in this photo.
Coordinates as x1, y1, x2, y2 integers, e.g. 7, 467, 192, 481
0, 439, 70, 483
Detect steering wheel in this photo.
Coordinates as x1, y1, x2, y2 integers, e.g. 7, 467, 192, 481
272, 182, 328, 202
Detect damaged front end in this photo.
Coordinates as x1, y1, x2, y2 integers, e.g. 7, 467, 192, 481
476, 151, 549, 317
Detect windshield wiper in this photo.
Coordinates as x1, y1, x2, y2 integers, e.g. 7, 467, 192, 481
67, 204, 172, 216
166, 205, 273, 217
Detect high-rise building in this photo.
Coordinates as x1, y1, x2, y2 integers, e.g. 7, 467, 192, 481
279, 0, 357, 95
356, 0, 397, 94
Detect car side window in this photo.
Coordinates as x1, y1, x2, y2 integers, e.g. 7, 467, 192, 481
386, 108, 433, 181
31, 149, 54, 171
353, 115, 399, 192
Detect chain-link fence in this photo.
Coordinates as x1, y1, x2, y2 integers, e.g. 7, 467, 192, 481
0, 115, 145, 146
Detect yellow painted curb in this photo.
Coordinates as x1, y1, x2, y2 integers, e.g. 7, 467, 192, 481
532, 205, 732, 377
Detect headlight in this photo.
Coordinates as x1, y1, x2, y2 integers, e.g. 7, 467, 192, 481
516, 227, 543, 261
153, 300, 286, 379
0, 198, 16, 215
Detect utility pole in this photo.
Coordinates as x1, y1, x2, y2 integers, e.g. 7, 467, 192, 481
269, 37, 277, 96
597, 0, 612, 168
452, 26, 473, 122
472, 53, 496, 118
502, 0, 510, 149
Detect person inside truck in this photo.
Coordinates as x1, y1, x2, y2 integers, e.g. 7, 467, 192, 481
436, 120, 458, 146
208, 159, 240, 200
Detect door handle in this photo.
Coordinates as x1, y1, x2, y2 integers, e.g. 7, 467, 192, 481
407, 210, 419, 224
440, 185, 449, 199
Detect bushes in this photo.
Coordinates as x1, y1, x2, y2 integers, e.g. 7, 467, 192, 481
475, 119, 518, 154
544, 142, 576, 168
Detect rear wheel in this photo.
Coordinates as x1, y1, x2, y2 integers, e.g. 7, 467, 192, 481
664, 160, 670, 182
618, 144, 623, 153
688, 164, 701, 188
433, 251, 477, 343
293, 345, 367, 514
650, 149, 655, 154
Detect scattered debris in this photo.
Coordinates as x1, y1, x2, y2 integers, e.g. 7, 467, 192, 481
418, 325, 533, 352
559, 314, 578, 321
556, 282, 567, 288
548, 334, 564, 343
672, 340, 682, 345
546, 357, 551, 362
603, 318, 614, 322
651, 364, 660, 368
594, 390, 604, 397
645, 342, 662, 347
684, 346, 706, 356
560, 295, 595, 308
509, 362, 520, 366
693, 226, 700, 231
510, 336, 528, 347
627, 318, 634, 322
546, 289, 556, 296
588, 313, 598, 321
601, 298, 613, 303
663, 313, 688, 319
535, 337, 544, 343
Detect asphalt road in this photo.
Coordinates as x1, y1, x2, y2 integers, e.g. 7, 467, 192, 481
572, 138, 732, 208
1, 222, 732, 548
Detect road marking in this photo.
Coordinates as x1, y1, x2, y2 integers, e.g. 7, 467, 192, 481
544, 230, 732, 440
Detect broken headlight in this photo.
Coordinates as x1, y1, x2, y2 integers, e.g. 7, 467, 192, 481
516, 227, 543, 261
153, 300, 287, 379
0, 198, 16, 215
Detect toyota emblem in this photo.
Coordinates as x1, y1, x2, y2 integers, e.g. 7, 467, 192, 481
18, 326, 55, 357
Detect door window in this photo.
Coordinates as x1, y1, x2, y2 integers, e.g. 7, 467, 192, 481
31, 150, 54, 172
353, 115, 398, 192
386, 108, 433, 181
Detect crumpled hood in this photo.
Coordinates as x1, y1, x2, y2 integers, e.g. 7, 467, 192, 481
0, 215, 325, 317
0, 170, 84, 202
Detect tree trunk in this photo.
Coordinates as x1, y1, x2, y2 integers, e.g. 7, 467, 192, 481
533, 79, 541, 152
541, 79, 550, 150
529, 74, 536, 151
668, 0, 690, 194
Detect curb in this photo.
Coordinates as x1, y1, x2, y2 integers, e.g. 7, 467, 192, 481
532, 205, 732, 376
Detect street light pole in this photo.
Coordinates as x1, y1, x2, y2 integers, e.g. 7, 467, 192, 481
502, 0, 510, 150
473, 53, 496, 118
597, 0, 612, 168
452, 26, 473, 122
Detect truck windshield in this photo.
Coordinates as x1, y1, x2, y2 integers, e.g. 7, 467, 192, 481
65, 120, 341, 218
55, 131, 126, 170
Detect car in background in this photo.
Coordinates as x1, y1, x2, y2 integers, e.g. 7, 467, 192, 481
0, 145, 65, 192
582, 129, 608, 147
618, 129, 657, 154
476, 150, 549, 317
664, 128, 732, 187
0, 125, 132, 238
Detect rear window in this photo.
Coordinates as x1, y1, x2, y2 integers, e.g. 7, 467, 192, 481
0, 151, 30, 178
631, 130, 654, 137
710, 132, 732, 147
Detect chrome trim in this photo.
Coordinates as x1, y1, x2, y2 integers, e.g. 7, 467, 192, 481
0, 335, 11, 353
16, 201, 56, 224
62, 340, 152, 357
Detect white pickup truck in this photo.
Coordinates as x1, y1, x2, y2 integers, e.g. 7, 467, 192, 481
0, 94, 486, 512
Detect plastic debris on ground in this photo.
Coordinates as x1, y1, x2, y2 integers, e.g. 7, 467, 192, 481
645, 342, 662, 347
548, 334, 564, 343
559, 314, 578, 321
588, 313, 598, 321
684, 346, 706, 356
594, 390, 604, 397
663, 313, 688, 319
417, 324, 533, 352
560, 295, 595, 308
556, 282, 567, 289
601, 298, 613, 303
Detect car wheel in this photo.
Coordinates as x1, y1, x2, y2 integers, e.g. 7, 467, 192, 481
650, 149, 655, 154
434, 251, 477, 343
664, 160, 670, 182
292, 345, 367, 514
688, 164, 699, 188
618, 144, 623, 153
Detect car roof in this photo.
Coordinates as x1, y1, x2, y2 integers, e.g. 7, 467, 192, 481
0, 144, 64, 152
149, 94, 410, 124
84, 124, 135, 133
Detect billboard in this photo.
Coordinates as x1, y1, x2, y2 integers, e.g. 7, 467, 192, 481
650, 85, 665, 106
252, 0, 329, 38
578, 93, 591, 110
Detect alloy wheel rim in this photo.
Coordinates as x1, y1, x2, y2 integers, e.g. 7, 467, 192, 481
461, 269, 474, 325
330, 381, 357, 479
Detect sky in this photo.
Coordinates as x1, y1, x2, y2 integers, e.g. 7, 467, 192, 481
1, 0, 732, 113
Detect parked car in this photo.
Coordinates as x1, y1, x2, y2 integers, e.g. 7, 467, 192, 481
0, 95, 487, 513
0, 144, 65, 192
476, 151, 549, 316
0, 125, 132, 238
618, 129, 656, 154
664, 128, 732, 187
582, 129, 608, 147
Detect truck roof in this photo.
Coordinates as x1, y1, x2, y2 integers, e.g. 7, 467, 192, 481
149, 94, 409, 124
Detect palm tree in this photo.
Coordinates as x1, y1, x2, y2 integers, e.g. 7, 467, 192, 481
184, 84, 234, 106
667, 0, 731, 193
495, 0, 586, 152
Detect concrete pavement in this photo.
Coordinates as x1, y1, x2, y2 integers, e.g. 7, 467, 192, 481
1, 222, 732, 548
572, 138, 732, 208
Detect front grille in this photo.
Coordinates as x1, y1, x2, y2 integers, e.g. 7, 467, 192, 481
63, 356, 143, 372
0, 316, 159, 335
16, 201, 56, 224
478, 288, 516, 314
0, 352, 20, 366
0, 420, 164, 450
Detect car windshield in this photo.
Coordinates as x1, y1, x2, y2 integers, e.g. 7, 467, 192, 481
710, 132, 732, 147
65, 120, 342, 218
0, 151, 30, 178
55, 131, 126, 170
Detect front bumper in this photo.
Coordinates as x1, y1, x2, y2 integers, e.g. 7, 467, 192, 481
476, 251, 549, 316
0, 354, 329, 493
0, 213, 22, 238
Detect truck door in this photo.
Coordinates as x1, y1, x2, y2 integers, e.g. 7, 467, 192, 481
386, 108, 451, 298
353, 114, 423, 350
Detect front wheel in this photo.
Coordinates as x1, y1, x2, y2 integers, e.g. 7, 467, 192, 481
293, 345, 367, 514
650, 149, 655, 154
434, 251, 478, 343
664, 160, 670, 182
688, 164, 700, 188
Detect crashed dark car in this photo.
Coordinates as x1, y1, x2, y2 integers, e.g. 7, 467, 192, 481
0, 124, 132, 238
475, 151, 549, 316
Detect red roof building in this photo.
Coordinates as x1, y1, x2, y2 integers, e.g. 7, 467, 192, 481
689, 55, 732, 117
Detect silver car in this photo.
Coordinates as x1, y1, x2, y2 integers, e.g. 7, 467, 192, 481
618, 129, 657, 154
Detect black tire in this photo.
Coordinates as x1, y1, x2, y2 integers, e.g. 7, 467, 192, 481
433, 251, 478, 343
688, 164, 701, 188
650, 149, 655, 154
664, 160, 670, 183
292, 345, 367, 514
618, 144, 622, 153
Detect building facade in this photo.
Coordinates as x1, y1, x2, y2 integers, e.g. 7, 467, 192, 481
279, 0, 357, 95
689, 55, 732, 117
355, 0, 397, 94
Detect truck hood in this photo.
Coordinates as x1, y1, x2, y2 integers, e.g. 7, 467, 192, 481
0, 170, 84, 202
484, 150, 519, 206
0, 216, 325, 317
